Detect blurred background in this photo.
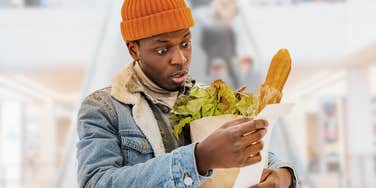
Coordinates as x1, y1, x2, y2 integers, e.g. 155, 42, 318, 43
0, 0, 375, 187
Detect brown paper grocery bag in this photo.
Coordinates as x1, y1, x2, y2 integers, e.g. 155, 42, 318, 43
190, 114, 241, 188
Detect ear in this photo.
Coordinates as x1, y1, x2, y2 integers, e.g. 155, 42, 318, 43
126, 41, 140, 61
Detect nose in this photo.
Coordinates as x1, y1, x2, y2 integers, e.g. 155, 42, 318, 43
171, 48, 187, 65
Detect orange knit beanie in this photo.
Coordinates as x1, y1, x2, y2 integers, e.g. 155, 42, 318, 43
120, 0, 195, 41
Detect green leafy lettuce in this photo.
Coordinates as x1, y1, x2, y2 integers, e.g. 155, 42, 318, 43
171, 80, 259, 138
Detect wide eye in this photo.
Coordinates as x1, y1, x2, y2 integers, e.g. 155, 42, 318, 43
181, 41, 191, 48
156, 47, 168, 55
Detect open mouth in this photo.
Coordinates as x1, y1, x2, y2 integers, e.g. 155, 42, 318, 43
170, 71, 188, 85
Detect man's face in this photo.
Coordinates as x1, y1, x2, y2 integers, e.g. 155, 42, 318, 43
127, 29, 192, 91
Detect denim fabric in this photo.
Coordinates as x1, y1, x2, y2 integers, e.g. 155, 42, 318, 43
76, 87, 299, 188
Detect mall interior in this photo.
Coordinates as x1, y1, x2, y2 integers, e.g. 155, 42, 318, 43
0, 0, 375, 188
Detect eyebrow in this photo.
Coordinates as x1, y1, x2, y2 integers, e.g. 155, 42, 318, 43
156, 31, 191, 43
182, 32, 191, 39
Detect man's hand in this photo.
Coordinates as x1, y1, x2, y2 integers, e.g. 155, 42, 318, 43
195, 117, 268, 174
250, 168, 292, 188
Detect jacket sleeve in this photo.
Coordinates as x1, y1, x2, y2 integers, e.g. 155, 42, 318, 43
268, 152, 300, 188
76, 92, 210, 188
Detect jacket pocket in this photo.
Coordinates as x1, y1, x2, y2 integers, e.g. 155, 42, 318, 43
120, 130, 154, 165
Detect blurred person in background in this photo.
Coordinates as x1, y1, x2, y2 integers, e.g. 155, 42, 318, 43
207, 57, 233, 85
189, 0, 212, 8
236, 54, 262, 93
5, 0, 23, 6
76, 0, 298, 187
24, 0, 40, 6
322, 102, 339, 143
200, 0, 239, 88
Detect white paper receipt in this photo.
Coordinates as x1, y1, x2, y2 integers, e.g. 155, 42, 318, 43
233, 103, 295, 188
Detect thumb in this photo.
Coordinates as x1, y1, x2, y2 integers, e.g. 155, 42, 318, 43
250, 181, 273, 188
260, 168, 273, 182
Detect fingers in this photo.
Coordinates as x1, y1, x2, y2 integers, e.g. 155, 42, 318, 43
236, 119, 268, 137
243, 141, 264, 157
240, 129, 267, 147
242, 153, 262, 167
254, 119, 269, 129
236, 142, 264, 167
222, 116, 253, 128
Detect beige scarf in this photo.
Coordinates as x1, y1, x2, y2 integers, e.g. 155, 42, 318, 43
133, 61, 179, 109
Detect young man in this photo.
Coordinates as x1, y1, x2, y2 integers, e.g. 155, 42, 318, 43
76, 0, 298, 187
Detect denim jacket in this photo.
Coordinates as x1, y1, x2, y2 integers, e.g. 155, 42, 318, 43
76, 65, 299, 188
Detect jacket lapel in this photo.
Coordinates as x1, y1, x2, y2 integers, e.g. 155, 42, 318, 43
111, 64, 166, 156
132, 95, 166, 156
